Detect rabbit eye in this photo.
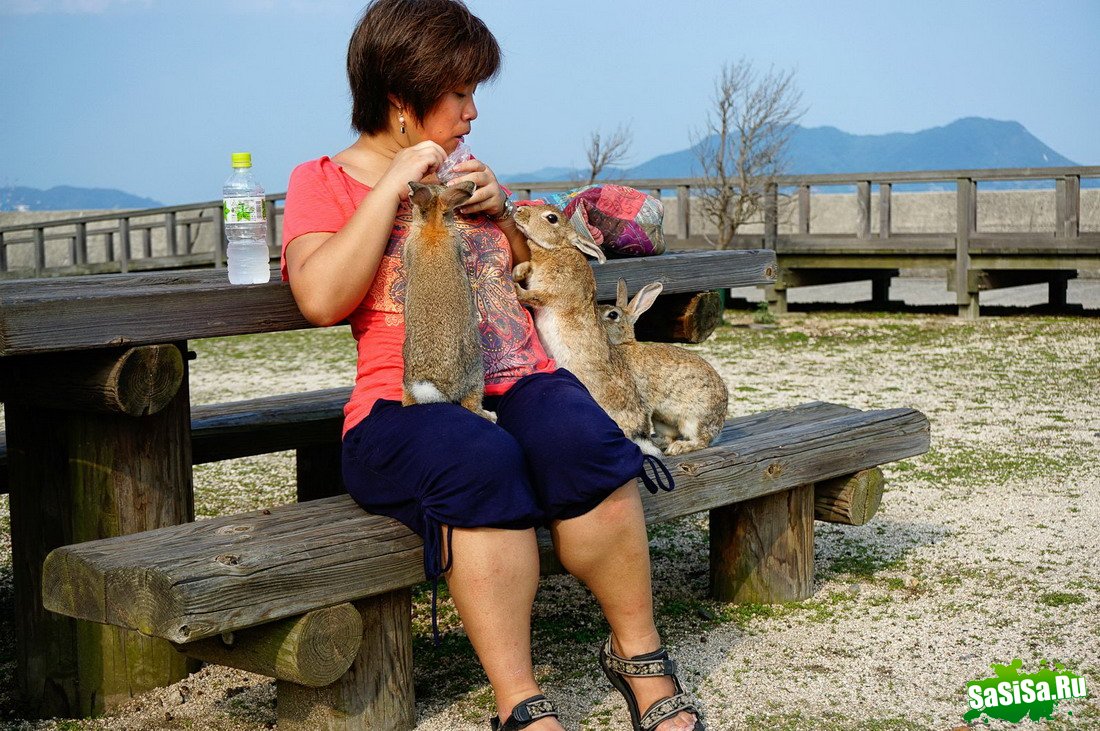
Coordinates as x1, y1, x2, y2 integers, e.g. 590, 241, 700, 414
606, 310, 619, 321
545, 213, 559, 224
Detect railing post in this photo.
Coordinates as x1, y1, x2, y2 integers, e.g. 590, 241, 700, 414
165, 212, 177, 256
33, 227, 45, 275
676, 185, 690, 240
856, 181, 871, 239
105, 230, 115, 263
142, 227, 153, 258
764, 182, 778, 249
214, 205, 225, 270
1056, 177, 1066, 238
879, 183, 892, 239
266, 197, 278, 258
798, 185, 810, 234
75, 221, 87, 265
119, 217, 131, 273
956, 177, 978, 319
1064, 175, 1080, 239
0, 231, 7, 273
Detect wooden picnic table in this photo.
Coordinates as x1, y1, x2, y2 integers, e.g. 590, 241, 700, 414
0, 249, 776, 718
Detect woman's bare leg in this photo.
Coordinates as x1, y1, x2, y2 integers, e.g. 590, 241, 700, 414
445, 526, 564, 729
551, 482, 699, 731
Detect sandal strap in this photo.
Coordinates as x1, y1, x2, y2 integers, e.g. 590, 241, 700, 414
490, 694, 558, 730
601, 636, 678, 677
640, 691, 701, 730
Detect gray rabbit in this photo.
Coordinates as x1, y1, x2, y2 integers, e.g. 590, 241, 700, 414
401, 181, 493, 421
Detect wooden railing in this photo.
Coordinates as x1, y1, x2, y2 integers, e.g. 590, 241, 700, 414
1, 166, 1096, 278
0, 196, 284, 278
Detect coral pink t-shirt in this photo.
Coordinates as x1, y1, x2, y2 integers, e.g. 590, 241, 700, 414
281, 156, 556, 436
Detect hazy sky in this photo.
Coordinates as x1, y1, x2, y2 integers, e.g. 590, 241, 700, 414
2, 0, 1098, 204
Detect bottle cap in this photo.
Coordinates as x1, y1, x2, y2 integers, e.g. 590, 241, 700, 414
231, 152, 252, 168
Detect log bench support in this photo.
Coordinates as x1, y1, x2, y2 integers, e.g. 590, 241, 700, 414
710, 484, 814, 602
277, 590, 415, 731
708, 468, 885, 602
7, 344, 195, 717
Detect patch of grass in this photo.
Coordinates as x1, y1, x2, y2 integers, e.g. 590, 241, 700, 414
1039, 592, 1087, 607
907, 444, 1074, 485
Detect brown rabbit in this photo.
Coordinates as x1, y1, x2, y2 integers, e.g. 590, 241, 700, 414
599, 279, 728, 454
511, 204, 660, 455
401, 181, 493, 420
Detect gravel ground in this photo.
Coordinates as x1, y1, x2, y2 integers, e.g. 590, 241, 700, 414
1, 279, 1098, 730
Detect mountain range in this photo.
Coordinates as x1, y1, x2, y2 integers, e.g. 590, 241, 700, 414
502, 117, 1080, 183
1, 118, 1083, 211
0, 185, 162, 212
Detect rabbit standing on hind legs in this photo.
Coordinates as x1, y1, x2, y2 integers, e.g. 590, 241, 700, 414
511, 204, 661, 456
401, 181, 494, 421
600, 279, 728, 455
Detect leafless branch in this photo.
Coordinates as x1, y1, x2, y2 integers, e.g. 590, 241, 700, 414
691, 59, 805, 248
585, 123, 633, 184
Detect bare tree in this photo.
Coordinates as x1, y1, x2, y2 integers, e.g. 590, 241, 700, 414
584, 123, 633, 184
692, 60, 804, 249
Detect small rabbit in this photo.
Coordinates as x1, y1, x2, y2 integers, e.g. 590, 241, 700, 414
401, 181, 493, 421
511, 204, 660, 455
599, 279, 728, 455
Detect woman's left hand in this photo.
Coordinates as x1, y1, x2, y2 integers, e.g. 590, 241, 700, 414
446, 158, 509, 218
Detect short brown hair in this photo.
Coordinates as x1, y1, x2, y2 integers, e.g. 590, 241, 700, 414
347, 0, 501, 134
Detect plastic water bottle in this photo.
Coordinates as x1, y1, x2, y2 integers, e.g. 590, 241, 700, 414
223, 152, 271, 284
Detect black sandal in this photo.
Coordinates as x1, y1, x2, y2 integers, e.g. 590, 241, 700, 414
599, 635, 706, 731
489, 693, 559, 730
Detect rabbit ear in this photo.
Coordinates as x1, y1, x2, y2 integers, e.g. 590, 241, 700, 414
408, 181, 433, 208
440, 181, 476, 210
627, 281, 663, 322
616, 278, 629, 307
569, 223, 607, 263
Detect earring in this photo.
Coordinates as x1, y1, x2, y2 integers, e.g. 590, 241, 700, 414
399, 112, 406, 135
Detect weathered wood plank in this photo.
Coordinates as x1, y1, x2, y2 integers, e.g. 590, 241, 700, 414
43, 404, 929, 643
0, 250, 776, 357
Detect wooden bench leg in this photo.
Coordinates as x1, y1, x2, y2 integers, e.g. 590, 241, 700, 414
7, 344, 195, 717
709, 484, 814, 603
277, 588, 415, 731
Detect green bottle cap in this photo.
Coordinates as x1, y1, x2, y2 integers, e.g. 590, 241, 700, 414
231, 152, 252, 168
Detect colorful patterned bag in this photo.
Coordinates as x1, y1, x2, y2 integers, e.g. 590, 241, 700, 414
520, 184, 666, 257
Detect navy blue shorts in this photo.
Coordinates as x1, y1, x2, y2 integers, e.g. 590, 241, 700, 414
342, 369, 645, 541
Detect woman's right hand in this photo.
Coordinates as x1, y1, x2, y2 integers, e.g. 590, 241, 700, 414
374, 141, 447, 201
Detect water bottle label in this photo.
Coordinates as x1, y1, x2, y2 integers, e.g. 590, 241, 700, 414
223, 196, 267, 224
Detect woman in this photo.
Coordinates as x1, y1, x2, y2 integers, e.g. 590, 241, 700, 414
281, 1, 704, 729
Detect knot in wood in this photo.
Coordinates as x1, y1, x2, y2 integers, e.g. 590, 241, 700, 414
215, 553, 241, 566
677, 462, 699, 476
215, 524, 253, 536
764, 461, 783, 478
764, 266, 776, 278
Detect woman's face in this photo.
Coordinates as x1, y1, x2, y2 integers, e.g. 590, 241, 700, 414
408, 83, 478, 153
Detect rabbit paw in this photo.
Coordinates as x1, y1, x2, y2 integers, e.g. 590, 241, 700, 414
511, 261, 532, 283
663, 440, 704, 456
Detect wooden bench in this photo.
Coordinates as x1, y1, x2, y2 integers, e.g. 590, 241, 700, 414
42, 400, 929, 729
